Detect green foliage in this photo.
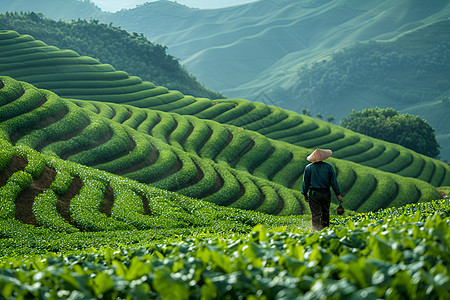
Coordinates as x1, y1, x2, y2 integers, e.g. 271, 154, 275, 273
0, 170, 33, 219
32, 189, 79, 233
49, 171, 73, 195
0, 200, 448, 299
341, 108, 440, 158
70, 179, 132, 231
0, 13, 223, 99
0, 150, 13, 171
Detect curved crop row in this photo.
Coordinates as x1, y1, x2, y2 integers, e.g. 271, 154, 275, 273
0, 139, 258, 233
71, 98, 444, 212
0, 76, 306, 215
0, 76, 442, 213
0, 30, 448, 188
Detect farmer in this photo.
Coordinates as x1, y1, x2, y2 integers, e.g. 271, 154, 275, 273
301, 148, 343, 231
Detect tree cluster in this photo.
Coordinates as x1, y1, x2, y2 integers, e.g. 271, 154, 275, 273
0, 12, 223, 99
340, 108, 440, 158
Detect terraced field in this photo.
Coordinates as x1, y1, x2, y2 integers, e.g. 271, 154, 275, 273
0, 76, 310, 215
0, 76, 443, 213
1, 137, 313, 241
1, 30, 449, 191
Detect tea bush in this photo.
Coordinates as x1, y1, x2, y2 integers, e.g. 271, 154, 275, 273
32, 189, 79, 233
0, 200, 447, 299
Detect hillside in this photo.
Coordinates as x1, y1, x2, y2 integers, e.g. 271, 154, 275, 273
100, 0, 450, 98
0, 75, 313, 215
276, 20, 450, 116
1, 28, 449, 214
272, 20, 450, 160
2, 74, 445, 213
0, 30, 449, 191
0, 12, 223, 99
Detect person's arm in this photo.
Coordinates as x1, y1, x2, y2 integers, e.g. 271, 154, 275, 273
301, 166, 310, 202
329, 164, 342, 200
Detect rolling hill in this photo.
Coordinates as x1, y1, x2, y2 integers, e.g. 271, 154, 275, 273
1, 75, 444, 213
0, 29, 448, 214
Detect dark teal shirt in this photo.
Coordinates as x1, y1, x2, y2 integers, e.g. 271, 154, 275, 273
301, 161, 341, 196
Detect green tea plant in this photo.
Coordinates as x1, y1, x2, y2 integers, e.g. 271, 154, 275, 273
0, 200, 447, 299
69, 178, 132, 231
0, 170, 33, 219
32, 189, 79, 233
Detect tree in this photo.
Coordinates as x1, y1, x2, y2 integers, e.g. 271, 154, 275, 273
340, 108, 440, 158
327, 115, 335, 123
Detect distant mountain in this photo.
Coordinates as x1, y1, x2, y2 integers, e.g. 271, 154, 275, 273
276, 20, 450, 160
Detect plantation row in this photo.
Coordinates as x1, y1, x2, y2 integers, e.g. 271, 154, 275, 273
0, 76, 443, 213
0, 137, 314, 238
74, 98, 445, 213
0, 140, 176, 233
1, 200, 448, 299
0, 30, 449, 188
0, 76, 307, 215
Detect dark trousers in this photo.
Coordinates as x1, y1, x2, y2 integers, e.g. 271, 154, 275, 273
308, 191, 331, 231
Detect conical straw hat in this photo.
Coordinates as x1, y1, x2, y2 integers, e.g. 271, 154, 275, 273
307, 148, 332, 162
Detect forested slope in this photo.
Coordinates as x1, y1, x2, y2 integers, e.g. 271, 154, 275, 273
281, 20, 450, 119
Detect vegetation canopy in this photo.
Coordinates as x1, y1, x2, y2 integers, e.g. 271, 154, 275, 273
340, 107, 440, 158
